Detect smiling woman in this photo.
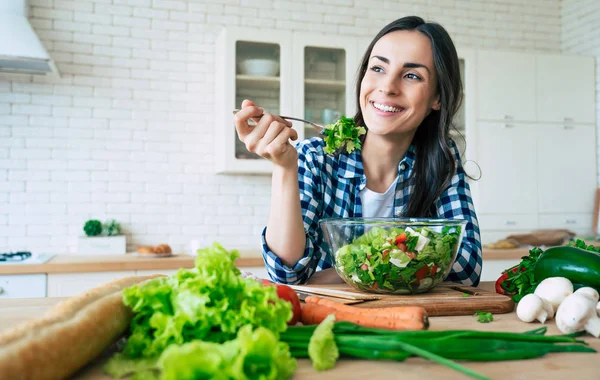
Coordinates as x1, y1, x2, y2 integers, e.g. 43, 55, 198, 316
232, 16, 482, 287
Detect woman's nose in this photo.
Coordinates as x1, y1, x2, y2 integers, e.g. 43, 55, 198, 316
378, 77, 399, 96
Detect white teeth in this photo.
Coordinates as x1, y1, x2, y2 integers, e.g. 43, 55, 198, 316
372, 102, 402, 113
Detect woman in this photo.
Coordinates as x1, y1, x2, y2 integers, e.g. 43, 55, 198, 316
233, 16, 482, 286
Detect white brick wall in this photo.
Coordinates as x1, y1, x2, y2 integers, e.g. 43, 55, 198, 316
0, 0, 565, 255
561, 0, 600, 184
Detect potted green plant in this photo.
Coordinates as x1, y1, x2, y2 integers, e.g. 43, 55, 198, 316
77, 219, 126, 255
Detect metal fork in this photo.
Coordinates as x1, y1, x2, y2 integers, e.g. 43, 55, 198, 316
232, 109, 325, 133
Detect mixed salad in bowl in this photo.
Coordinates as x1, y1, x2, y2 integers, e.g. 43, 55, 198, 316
321, 219, 466, 294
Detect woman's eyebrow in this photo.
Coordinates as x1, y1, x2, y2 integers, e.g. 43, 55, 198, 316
403, 62, 431, 75
371, 55, 431, 75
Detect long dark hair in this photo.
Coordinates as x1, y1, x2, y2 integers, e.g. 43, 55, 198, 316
354, 16, 463, 218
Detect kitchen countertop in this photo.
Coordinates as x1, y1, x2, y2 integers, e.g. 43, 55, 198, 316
483, 239, 600, 260
0, 253, 264, 275
1, 241, 597, 275
0, 282, 597, 379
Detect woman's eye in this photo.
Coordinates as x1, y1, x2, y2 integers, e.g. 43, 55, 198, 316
369, 65, 383, 73
405, 73, 421, 80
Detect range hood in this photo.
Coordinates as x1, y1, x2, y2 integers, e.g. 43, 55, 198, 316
0, 0, 59, 76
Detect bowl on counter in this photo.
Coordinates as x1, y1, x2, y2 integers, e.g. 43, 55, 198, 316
319, 218, 467, 295
237, 58, 279, 77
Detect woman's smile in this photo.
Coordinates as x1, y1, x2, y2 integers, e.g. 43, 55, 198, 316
370, 100, 406, 116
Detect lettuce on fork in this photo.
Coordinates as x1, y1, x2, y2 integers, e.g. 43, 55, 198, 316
104, 242, 295, 379
323, 116, 366, 155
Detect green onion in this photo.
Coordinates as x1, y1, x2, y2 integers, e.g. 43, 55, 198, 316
281, 322, 595, 380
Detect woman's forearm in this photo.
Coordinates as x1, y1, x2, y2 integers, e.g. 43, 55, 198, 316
265, 164, 306, 267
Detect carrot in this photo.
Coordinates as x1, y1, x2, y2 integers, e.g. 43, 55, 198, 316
300, 299, 429, 331
304, 295, 428, 322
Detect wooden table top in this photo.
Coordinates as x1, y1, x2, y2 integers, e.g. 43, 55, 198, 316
0, 282, 598, 379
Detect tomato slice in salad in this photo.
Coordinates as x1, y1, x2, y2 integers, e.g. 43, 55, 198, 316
415, 265, 430, 281
395, 233, 407, 244
430, 264, 438, 276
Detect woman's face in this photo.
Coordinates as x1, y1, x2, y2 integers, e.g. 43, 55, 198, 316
360, 30, 440, 137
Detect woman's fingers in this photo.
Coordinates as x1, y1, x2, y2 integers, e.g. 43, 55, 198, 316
233, 105, 263, 142
234, 100, 298, 164
244, 113, 276, 153
241, 99, 256, 109
255, 120, 287, 156
263, 127, 298, 158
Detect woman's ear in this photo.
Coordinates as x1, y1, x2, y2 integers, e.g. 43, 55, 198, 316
432, 96, 441, 111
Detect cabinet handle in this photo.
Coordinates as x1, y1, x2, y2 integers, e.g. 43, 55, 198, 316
565, 219, 577, 224
0, 287, 4, 295
504, 220, 516, 226
501, 123, 514, 128
564, 117, 573, 122
562, 125, 575, 130
502, 115, 513, 120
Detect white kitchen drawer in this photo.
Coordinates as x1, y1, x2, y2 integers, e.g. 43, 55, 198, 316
0, 274, 47, 299
538, 213, 592, 234
47, 271, 136, 298
478, 214, 538, 232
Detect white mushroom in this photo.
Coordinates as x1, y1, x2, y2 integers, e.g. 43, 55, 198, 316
574, 287, 599, 304
533, 277, 573, 312
555, 292, 600, 338
516, 294, 554, 324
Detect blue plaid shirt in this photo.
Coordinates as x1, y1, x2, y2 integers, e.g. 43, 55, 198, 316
261, 137, 482, 286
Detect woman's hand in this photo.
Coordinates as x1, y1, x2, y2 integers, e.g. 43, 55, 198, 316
233, 99, 299, 169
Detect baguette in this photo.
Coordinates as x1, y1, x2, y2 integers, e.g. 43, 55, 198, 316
0, 274, 165, 380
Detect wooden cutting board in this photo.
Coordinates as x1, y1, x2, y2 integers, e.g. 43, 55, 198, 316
304, 283, 515, 316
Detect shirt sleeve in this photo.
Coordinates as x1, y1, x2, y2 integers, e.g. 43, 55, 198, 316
261, 140, 333, 284
434, 142, 483, 287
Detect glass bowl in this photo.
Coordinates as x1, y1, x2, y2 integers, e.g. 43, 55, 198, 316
319, 218, 467, 294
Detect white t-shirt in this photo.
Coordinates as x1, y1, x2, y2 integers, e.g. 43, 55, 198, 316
359, 177, 398, 217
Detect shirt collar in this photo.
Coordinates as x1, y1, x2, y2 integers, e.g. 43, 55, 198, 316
336, 144, 416, 179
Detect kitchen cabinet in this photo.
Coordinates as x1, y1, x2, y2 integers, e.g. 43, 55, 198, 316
474, 123, 597, 243
538, 213, 592, 234
215, 27, 358, 174
536, 54, 596, 124
474, 122, 538, 216
536, 124, 596, 214
475, 51, 596, 125
0, 274, 46, 299
215, 26, 294, 174
47, 271, 135, 297
473, 51, 597, 243
476, 50, 536, 122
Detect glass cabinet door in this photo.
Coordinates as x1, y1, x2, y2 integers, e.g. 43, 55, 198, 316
292, 33, 357, 142
303, 46, 347, 139
215, 27, 292, 174
234, 41, 281, 160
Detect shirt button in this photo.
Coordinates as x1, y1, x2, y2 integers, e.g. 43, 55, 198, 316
400, 163, 406, 170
